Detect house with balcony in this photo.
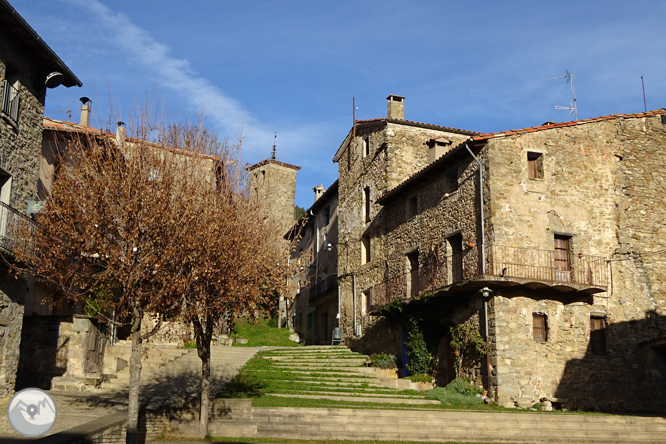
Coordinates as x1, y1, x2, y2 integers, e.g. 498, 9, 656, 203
0, 0, 81, 397
285, 181, 338, 344
332, 94, 666, 411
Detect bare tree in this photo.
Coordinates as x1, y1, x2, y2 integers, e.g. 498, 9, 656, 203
13, 112, 293, 442
159, 122, 292, 437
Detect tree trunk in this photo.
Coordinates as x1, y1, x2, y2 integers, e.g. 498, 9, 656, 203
193, 315, 213, 438
126, 309, 143, 444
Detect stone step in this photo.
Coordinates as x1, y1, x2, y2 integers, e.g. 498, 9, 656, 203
265, 393, 439, 405
203, 406, 666, 443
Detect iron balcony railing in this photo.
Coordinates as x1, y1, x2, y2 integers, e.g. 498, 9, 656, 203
1, 80, 19, 124
367, 244, 608, 311
307, 274, 338, 304
0, 201, 37, 259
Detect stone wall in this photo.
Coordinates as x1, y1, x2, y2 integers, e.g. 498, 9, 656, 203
337, 119, 473, 346
485, 112, 666, 411
0, 57, 44, 211
248, 159, 300, 240
0, 268, 26, 398
17, 315, 107, 390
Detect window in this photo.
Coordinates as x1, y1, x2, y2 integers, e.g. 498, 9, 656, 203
590, 316, 607, 355
445, 168, 458, 193
363, 187, 371, 223
323, 206, 331, 226
361, 234, 371, 265
533, 313, 548, 342
1, 69, 20, 124
527, 152, 544, 180
407, 250, 420, 297
554, 235, 571, 282
408, 195, 418, 219
361, 291, 368, 315
362, 136, 370, 158
447, 234, 463, 283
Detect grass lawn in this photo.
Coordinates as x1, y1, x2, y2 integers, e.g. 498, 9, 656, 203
232, 318, 301, 347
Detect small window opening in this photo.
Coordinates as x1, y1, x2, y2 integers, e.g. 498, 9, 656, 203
590, 316, 607, 355
362, 136, 370, 158
361, 234, 371, 265
446, 168, 458, 193
528, 152, 544, 180
363, 187, 371, 223
408, 195, 418, 219
533, 313, 548, 342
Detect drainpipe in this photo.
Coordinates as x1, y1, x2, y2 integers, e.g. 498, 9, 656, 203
353, 274, 357, 336
467, 142, 492, 392
464, 143, 485, 274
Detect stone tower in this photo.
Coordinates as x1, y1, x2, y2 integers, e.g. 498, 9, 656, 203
247, 156, 300, 240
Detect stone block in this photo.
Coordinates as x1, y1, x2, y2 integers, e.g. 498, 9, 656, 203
73, 317, 91, 332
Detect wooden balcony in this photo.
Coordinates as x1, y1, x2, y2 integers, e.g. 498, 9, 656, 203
367, 244, 608, 311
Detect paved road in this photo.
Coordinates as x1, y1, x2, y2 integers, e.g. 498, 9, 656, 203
0, 345, 260, 442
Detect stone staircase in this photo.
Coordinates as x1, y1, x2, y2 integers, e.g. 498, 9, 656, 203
255, 346, 436, 405
99, 341, 190, 390
50, 341, 191, 392
197, 402, 666, 443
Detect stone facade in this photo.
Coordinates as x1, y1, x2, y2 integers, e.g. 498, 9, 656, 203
0, 2, 80, 397
286, 181, 338, 344
248, 158, 300, 240
332, 97, 476, 355
317, 94, 666, 412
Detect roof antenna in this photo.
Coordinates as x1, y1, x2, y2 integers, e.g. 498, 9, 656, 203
548, 70, 577, 121
641, 75, 647, 113
271, 132, 277, 160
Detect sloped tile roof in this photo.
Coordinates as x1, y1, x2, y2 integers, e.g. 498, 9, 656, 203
379, 109, 666, 203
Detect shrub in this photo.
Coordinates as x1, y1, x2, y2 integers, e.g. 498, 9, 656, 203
183, 341, 197, 349
445, 377, 483, 396
369, 353, 398, 369
425, 387, 484, 406
405, 322, 432, 375
267, 318, 278, 328
407, 373, 433, 383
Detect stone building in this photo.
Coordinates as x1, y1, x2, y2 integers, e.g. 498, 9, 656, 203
247, 152, 300, 324
331, 95, 476, 346
285, 181, 338, 344
248, 154, 300, 241
0, 0, 81, 397
315, 93, 666, 412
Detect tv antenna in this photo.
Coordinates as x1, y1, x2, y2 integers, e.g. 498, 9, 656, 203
548, 70, 577, 121
52, 108, 72, 121
271, 132, 277, 160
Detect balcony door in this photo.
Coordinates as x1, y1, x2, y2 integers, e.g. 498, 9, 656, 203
447, 234, 463, 284
554, 235, 571, 282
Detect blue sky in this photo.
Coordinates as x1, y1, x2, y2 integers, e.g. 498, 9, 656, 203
12, 0, 666, 209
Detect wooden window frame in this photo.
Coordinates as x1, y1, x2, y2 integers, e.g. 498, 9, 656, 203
527, 152, 544, 180
533, 313, 548, 342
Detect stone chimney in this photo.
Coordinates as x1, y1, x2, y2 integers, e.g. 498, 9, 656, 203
79, 97, 91, 127
116, 121, 126, 145
387, 95, 405, 120
313, 184, 325, 201
427, 137, 452, 163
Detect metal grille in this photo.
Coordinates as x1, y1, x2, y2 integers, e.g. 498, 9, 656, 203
1, 80, 20, 124
0, 202, 36, 259
367, 244, 608, 311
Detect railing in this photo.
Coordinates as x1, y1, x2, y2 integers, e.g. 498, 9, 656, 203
1, 80, 19, 124
307, 274, 338, 304
0, 202, 37, 259
367, 244, 608, 311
